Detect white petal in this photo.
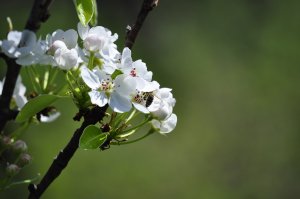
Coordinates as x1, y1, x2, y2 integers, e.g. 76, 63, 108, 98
77, 22, 89, 40
1, 40, 17, 57
159, 88, 173, 98
110, 33, 118, 43
16, 53, 37, 66
20, 30, 36, 48
133, 60, 146, 72
76, 46, 88, 63
0, 80, 3, 94
63, 29, 78, 49
14, 95, 28, 109
147, 96, 161, 112
13, 76, 26, 96
89, 90, 108, 107
132, 102, 149, 114
160, 114, 177, 133
13, 76, 28, 109
121, 47, 132, 67
54, 48, 78, 70
38, 54, 55, 66
48, 40, 67, 55
102, 62, 117, 74
51, 29, 64, 41
138, 79, 159, 92
152, 114, 177, 134
40, 112, 61, 123
115, 75, 136, 96
7, 31, 22, 45
109, 92, 132, 113
80, 66, 101, 90
89, 26, 106, 36
83, 34, 105, 52
93, 67, 111, 81
100, 45, 120, 61
143, 71, 153, 82
150, 100, 172, 121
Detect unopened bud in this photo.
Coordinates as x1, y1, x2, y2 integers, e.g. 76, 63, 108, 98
6, 164, 20, 176
0, 136, 12, 148
48, 40, 67, 55
18, 153, 32, 167
12, 140, 28, 153
84, 35, 105, 52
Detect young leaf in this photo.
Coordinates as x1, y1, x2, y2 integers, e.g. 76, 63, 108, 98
79, 125, 107, 150
16, 94, 63, 123
74, 0, 95, 26
90, 0, 98, 26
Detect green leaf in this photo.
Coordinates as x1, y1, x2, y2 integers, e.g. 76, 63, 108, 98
79, 125, 107, 150
74, 0, 95, 26
16, 94, 62, 123
90, 0, 98, 26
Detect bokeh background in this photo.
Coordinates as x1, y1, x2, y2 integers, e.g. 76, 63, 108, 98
1, 0, 300, 198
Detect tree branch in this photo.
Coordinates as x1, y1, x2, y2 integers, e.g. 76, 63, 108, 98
28, 105, 108, 199
27, 0, 160, 198
25, 0, 54, 32
0, 0, 54, 132
0, 55, 22, 130
125, 0, 159, 49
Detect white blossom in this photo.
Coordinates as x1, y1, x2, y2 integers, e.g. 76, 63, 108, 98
42, 29, 79, 70
148, 88, 176, 120
15, 38, 49, 66
130, 81, 160, 113
118, 47, 152, 81
0, 30, 37, 59
77, 23, 119, 61
81, 66, 137, 113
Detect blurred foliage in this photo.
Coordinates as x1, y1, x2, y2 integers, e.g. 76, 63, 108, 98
1, 0, 300, 198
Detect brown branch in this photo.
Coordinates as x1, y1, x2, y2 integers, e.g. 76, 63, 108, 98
125, 0, 159, 49
25, 0, 54, 31
0, 55, 22, 130
28, 105, 108, 199
27, 0, 160, 198
0, 0, 54, 132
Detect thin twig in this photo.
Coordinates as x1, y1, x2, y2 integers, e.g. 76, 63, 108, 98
0, 0, 54, 132
125, 0, 159, 49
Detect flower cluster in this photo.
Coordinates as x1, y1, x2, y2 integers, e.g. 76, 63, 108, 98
0, 22, 177, 134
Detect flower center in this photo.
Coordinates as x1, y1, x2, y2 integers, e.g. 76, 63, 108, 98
130, 68, 137, 77
99, 78, 114, 92
133, 91, 154, 107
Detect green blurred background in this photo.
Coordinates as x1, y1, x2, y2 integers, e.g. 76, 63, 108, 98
1, 0, 300, 198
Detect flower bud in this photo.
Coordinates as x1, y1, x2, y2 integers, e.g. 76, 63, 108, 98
12, 140, 28, 153
48, 40, 67, 55
54, 48, 78, 70
6, 164, 20, 176
0, 136, 12, 148
18, 153, 32, 167
83, 34, 105, 52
